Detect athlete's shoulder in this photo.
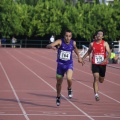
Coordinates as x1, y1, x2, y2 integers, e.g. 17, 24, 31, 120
102, 40, 107, 43
90, 42, 94, 46
103, 40, 108, 45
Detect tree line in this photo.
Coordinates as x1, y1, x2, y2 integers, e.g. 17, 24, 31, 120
0, 0, 120, 41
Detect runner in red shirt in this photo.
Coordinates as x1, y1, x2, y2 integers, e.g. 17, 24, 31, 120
83, 30, 111, 101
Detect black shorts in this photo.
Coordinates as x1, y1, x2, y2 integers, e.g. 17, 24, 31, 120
92, 64, 106, 77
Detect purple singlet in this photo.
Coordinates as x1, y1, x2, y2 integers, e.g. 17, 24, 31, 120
56, 38, 74, 76
57, 38, 74, 64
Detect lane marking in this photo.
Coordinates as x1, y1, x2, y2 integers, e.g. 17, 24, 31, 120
0, 113, 119, 118
74, 67, 120, 87
16, 50, 120, 103
75, 80, 120, 104
26, 50, 120, 86
6, 50, 94, 120
0, 62, 30, 120
107, 64, 120, 69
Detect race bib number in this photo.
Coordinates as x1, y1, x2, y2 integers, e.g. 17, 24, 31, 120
95, 55, 104, 64
60, 50, 71, 61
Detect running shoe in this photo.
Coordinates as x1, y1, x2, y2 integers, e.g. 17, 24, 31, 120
95, 94, 100, 101
68, 88, 73, 98
56, 97, 61, 106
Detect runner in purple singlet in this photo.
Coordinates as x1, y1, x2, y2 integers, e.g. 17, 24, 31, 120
46, 29, 84, 106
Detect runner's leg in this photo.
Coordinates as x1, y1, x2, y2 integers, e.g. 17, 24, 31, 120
56, 75, 63, 97
66, 69, 73, 89
93, 72, 99, 94
99, 65, 106, 83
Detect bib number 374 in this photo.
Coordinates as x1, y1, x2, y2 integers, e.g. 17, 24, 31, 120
95, 55, 104, 64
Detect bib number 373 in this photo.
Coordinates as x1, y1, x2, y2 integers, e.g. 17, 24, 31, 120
95, 55, 104, 64
60, 50, 71, 61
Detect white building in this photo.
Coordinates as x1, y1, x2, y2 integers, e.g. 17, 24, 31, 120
85, 0, 114, 5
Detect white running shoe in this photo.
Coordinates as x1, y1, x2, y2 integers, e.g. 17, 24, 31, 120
56, 97, 61, 106
95, 94, 100, 101
68, 89, 73, 98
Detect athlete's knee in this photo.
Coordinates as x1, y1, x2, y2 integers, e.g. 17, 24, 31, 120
99, 77, 104, 83
99, 80, 104, 83
94, 77, 99, 82
56, 82, 62, 86
56, 74, 63, 79
67, 78, 72, 82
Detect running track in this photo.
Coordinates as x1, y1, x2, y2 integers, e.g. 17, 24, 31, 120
0, 48, 120, 120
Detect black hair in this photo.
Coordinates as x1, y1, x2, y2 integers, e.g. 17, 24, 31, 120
96, 30, 104, 36
64, 29, 72, 35
93, 34, 96, 38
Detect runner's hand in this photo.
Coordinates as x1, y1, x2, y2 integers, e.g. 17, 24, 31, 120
101, 59, 108, 65
78, 58, 85, 66
51, 46, 57, 50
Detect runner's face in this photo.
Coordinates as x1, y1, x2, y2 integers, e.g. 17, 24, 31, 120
96, 31, 103, 40
94, 36, 97, 41
64, 32, 72, 43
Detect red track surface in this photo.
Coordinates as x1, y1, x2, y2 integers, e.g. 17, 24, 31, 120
0, 48, 120, 120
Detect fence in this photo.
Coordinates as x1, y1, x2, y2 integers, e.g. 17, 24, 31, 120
112, 41, 120, 53
1, 39, 119, 51
1, 39, 90, 49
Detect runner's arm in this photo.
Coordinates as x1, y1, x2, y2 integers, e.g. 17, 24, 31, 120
82, 43, 93, 60
46, 39, 61, 50
73, 41, 84, 65
104, 42, 111, 61
73, 41, 81, 59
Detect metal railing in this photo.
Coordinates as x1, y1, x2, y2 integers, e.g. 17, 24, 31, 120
1, 39, 119, 50
1, 39, 91, 49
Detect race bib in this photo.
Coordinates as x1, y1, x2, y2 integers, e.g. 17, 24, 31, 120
60, 50, 71, 61
95, 55, 104, 64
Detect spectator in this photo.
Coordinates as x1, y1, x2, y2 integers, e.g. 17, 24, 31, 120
49, 35, 55, 43
109, 48, 119, 64
11, 36, 17, 48
1, 37, 6, 47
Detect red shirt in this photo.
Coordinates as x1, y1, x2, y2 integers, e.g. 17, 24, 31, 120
92, 40, 107, 65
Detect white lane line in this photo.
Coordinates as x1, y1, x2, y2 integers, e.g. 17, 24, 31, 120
16, 50, 120, 104
35, 50, 120, 76
107, 64, 120, 69
6, 50, 94, 120
74, 67, 120, 87
25, 50, 120, 87
0, 62, 30, 120
0, 114, 119, 119
75, 80, 120, 104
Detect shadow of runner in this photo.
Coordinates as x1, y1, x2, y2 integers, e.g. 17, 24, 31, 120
0, 98, 57, 108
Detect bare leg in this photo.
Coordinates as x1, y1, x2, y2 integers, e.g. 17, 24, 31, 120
99, 76, 105, 83
93, 72, 100, 101
93, 73, 99, 94
66, 69, 73, 89
66, 69, 73, 98
56, 76, 63, 97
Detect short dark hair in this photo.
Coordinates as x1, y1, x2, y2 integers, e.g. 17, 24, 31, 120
93, 34, 96, 38
64, 29, 72, 35
96, 30, 104, 36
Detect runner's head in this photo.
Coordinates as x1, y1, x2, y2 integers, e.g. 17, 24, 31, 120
93, 34, 97, 41
96, 30, 104, 41
64, 29, 72, 43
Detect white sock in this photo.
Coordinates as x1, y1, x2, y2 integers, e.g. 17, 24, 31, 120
95, 93, 98, 96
